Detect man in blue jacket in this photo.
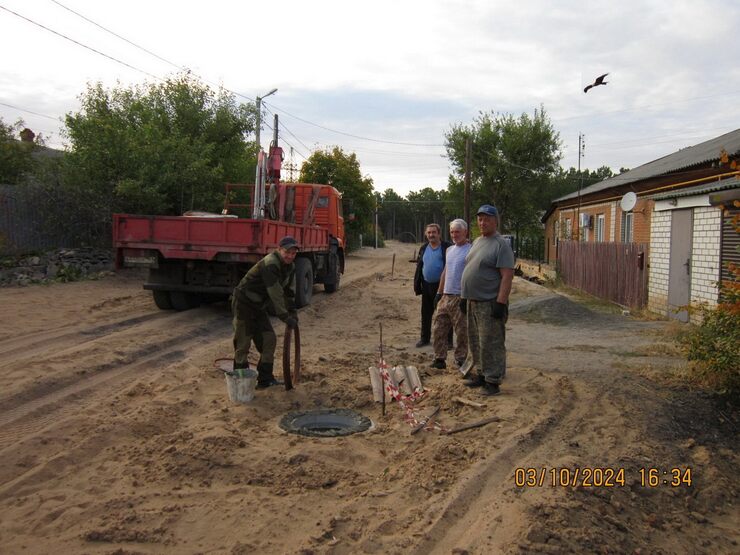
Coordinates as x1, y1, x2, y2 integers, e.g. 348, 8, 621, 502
413, 223, 451, 347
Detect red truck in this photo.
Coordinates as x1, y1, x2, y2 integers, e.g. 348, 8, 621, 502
113, 123, 345, 310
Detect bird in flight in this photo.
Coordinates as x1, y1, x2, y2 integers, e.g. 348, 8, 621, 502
584, 73, 609, 93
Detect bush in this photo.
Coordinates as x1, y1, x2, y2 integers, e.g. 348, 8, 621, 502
679, 284, 740, 396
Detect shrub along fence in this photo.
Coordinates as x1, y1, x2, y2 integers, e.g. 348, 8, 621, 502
557, 240, 649, 308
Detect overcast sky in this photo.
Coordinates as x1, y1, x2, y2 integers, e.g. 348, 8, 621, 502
2, 0, 739, 196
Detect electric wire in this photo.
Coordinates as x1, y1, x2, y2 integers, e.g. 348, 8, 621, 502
263, 100, 445, 147
5, 1, 737, 190
263, 104, 311, 155
0, 101, 60, 121
0, 4, 161, 81
48, 0, 185, 73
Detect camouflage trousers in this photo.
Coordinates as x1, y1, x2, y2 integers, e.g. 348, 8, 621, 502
231, 297, 276, 368
431, 294, 468, 361
467, 299, 508, 384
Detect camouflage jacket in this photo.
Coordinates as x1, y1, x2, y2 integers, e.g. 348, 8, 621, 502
232, 251, 296, 321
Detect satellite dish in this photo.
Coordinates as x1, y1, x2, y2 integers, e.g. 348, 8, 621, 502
620, 192, 637, 212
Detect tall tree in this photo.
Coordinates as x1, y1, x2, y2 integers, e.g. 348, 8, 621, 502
299, 146, 374, 248
445, 107, 562, 234
62, 73, 256, 224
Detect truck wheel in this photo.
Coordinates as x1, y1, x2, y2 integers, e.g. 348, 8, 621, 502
169, 291, 201, 311
294, 257, 313, 308
324, 253, 341, 293
152, 290, 173, 310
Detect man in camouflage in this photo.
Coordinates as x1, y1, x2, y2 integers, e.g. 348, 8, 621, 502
460, 205, 515, 396
231, 236, 300, 389
430, 218, 471, 369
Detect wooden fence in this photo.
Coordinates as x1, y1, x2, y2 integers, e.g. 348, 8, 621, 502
557, 241, 649, 308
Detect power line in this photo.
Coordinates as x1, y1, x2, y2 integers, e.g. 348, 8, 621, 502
263, 104, 311, 155
48, 0, 184, 72
0, 101, 60, 121
263, 100, 445, 147
0, 3, 161, 81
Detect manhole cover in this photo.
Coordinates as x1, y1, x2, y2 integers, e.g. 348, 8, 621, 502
279, 408, 372, 437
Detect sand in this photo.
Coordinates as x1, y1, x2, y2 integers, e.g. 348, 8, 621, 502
0, 240, 737, 554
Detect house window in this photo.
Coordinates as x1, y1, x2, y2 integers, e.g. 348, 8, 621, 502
565, 218, 572, 240
620, 212, 633, 242
595, 214, 605, 242
553, 220, 559, 243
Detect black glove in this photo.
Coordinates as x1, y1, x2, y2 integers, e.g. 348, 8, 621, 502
492, 301, 507, 319
459, 299, 467, 315
434, 293, 442, 307
285, 316, 298, 329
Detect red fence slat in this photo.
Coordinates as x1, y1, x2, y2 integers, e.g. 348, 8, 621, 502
557, 241, 649, 308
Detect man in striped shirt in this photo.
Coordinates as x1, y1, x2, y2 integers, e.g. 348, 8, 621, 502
431, 219, 472, 369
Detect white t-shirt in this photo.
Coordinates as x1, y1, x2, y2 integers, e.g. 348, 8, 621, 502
442, 242, 471, 295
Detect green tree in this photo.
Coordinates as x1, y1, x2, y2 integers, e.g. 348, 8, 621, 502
445, 106, 562, 235
299, 146, 374, 249
0, 118, 40, 184
406, 187, 453, 240
377, 188, 414, 241
62, 73, 256, 228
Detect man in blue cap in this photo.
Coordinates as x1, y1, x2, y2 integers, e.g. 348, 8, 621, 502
460, 205, 515, 396
231, 235, 300, 389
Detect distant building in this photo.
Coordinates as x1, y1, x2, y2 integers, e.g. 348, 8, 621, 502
542, 129, 740, 322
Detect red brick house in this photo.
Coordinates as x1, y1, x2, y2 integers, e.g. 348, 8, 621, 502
541, 129, 740, 318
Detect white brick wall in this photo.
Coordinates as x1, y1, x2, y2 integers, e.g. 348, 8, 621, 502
690, 206, 722, 321
610, 203, 616, 241
648, 206, 722, 321
648, 211, 672, 316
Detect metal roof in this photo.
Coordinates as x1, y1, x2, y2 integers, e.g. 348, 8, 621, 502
649, 175, 739, 200
555, 128, 740, 202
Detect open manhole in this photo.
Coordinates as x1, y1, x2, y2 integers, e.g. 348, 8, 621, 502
279, 408, 372, 437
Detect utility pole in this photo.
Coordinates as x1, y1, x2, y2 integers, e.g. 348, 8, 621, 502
576, 132, 585, 241
464, 137, 472, 225
255, 88, 277, 153
374, 200, 379, 249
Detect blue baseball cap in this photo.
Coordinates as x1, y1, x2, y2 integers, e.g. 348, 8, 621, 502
476, 204, 499, 218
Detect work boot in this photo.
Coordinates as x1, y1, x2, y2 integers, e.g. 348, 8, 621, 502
415, 339, 430, 348
462, 373, 486, 388
480, 382, 501, 396
256, 362, 283, 389
431, 358, 446, 369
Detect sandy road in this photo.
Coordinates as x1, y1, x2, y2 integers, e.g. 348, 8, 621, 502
0, 241, 737, 554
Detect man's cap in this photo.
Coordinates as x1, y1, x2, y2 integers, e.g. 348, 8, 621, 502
476, 204, 499, 218
279, 236, 300, 250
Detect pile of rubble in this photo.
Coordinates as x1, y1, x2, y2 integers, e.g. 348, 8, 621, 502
0, 247, 114, 286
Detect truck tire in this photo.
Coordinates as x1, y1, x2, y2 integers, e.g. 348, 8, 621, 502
294, 257, 313, 308
152, 290, 173, 310
169, 291, 201, 311
323, 253, 341, 293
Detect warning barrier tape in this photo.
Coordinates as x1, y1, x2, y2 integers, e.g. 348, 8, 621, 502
377, 359, 445, 432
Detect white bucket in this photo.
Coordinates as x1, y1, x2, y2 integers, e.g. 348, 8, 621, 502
225, 368, 258, 403
216, 359, 258, 404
